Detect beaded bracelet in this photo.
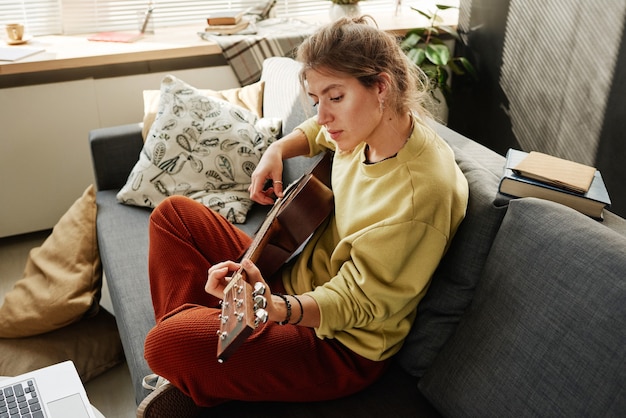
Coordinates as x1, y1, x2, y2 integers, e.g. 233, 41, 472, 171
273, 293, 291, 325
291, 295, 304, 325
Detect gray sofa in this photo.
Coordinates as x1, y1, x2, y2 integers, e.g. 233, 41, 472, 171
89, 57, 626, 417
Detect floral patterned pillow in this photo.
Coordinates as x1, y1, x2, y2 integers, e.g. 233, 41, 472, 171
117, 75, 281, 223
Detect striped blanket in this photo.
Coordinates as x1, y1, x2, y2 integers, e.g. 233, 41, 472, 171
200, 18, 318, 86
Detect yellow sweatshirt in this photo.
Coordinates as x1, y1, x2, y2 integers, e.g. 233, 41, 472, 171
282, 115, 468, 361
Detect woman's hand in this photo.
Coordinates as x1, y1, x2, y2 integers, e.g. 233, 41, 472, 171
206, 259, 294, 324
205, 260, 272, 302
207, 259, 320, 327
249, 145, 285, 205
205, 260, 243, 299
248, 129, 312, 205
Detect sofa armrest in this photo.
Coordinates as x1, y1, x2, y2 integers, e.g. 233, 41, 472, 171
89, 123, 143, 191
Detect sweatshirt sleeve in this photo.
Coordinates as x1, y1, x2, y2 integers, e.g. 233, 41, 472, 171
309, 219, 448, 351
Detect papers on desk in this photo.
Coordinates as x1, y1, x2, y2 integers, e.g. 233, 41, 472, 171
88, 31, 144, 43
0, 46, 45, 62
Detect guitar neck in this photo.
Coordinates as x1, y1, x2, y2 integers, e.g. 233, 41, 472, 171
217, 151, 334, 362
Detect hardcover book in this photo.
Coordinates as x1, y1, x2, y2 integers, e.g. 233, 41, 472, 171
205, 20, 250, 35
499, 149, 611, 219
206, 9, 246, 26
512, 150, 596, 194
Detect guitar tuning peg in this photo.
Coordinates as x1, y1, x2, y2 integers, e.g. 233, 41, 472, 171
253, 282, 266, 296
220, 315, 229, 324
255, 308, 268, 326
254, 294, 267, 309
217, 330, 228, 340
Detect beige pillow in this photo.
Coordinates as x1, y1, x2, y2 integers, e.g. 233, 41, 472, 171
141, 80, 265, 140
0, 185, 102, 338
0, 309, 123, 382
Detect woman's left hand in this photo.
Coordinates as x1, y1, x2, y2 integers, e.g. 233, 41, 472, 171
206, 260, 241, 299
205, 259, 271, 300
206, 259, 292, 322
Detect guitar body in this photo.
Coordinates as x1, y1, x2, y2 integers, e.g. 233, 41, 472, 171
217, 152, 333, 362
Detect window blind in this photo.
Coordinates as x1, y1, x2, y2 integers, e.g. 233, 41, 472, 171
0, 0, 61, 36
1, 0, 398, 36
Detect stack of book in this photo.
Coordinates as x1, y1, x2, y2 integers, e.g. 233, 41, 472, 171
498, 148, 611, 220
205, 9, 249, 35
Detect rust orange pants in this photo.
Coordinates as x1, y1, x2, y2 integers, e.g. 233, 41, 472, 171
144, 196, 388, 407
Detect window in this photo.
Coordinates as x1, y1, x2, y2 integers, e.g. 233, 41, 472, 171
1, 0, 397, 36
0, 0, 61, 35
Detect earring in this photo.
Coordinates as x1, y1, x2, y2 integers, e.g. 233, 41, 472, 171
379, 99, 385, 113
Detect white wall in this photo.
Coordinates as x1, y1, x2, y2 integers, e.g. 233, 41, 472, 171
0, 65, 239, 237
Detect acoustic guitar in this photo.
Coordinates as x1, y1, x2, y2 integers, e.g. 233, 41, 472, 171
217, 152, 333, 362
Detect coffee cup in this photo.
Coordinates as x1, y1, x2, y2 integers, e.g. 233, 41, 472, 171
6, 23, 25, 42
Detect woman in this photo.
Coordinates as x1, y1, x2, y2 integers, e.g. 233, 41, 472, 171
139, 16, 468, 417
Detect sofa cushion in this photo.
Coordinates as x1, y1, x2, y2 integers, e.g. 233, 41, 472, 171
419, 198, 626, 417
397, 146, 507, 377
0, 185, 102, 338
260, 57, 314, 138
117, 75, 281, 223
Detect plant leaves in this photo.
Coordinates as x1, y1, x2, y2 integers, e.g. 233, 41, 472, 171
457, 57, 479, 80
437, 25, 461, 40
426, 44, 450, 66
437, 67, 449, 86
420, 63, 438, 79
401, 32, 422, 49
448, 60, 463, 75
407, 48, 426, 66
411, 7, 433, 20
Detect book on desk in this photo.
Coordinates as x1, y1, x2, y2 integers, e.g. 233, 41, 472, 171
205, 20, 250, 35
498, 148, 611, 220
206, 9, 247, 26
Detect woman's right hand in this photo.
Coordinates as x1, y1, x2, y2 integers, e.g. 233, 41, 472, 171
248, 128, 312, 205
249, 144, 285, 205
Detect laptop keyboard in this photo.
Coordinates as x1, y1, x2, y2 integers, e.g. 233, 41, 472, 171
0, 379, 46, 418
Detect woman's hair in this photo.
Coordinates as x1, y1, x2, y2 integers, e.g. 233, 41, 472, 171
296, 16, 431, 117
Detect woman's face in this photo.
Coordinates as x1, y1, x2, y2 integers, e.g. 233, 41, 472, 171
305, 68, 384, 152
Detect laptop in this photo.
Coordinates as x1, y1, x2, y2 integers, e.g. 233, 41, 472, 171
0, 360, 97, 418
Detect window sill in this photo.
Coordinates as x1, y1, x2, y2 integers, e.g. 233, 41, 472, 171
0, 24, 221, 74
0, 9, 457, 85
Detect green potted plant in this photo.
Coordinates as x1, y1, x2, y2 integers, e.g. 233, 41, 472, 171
400, 3, 476, 107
